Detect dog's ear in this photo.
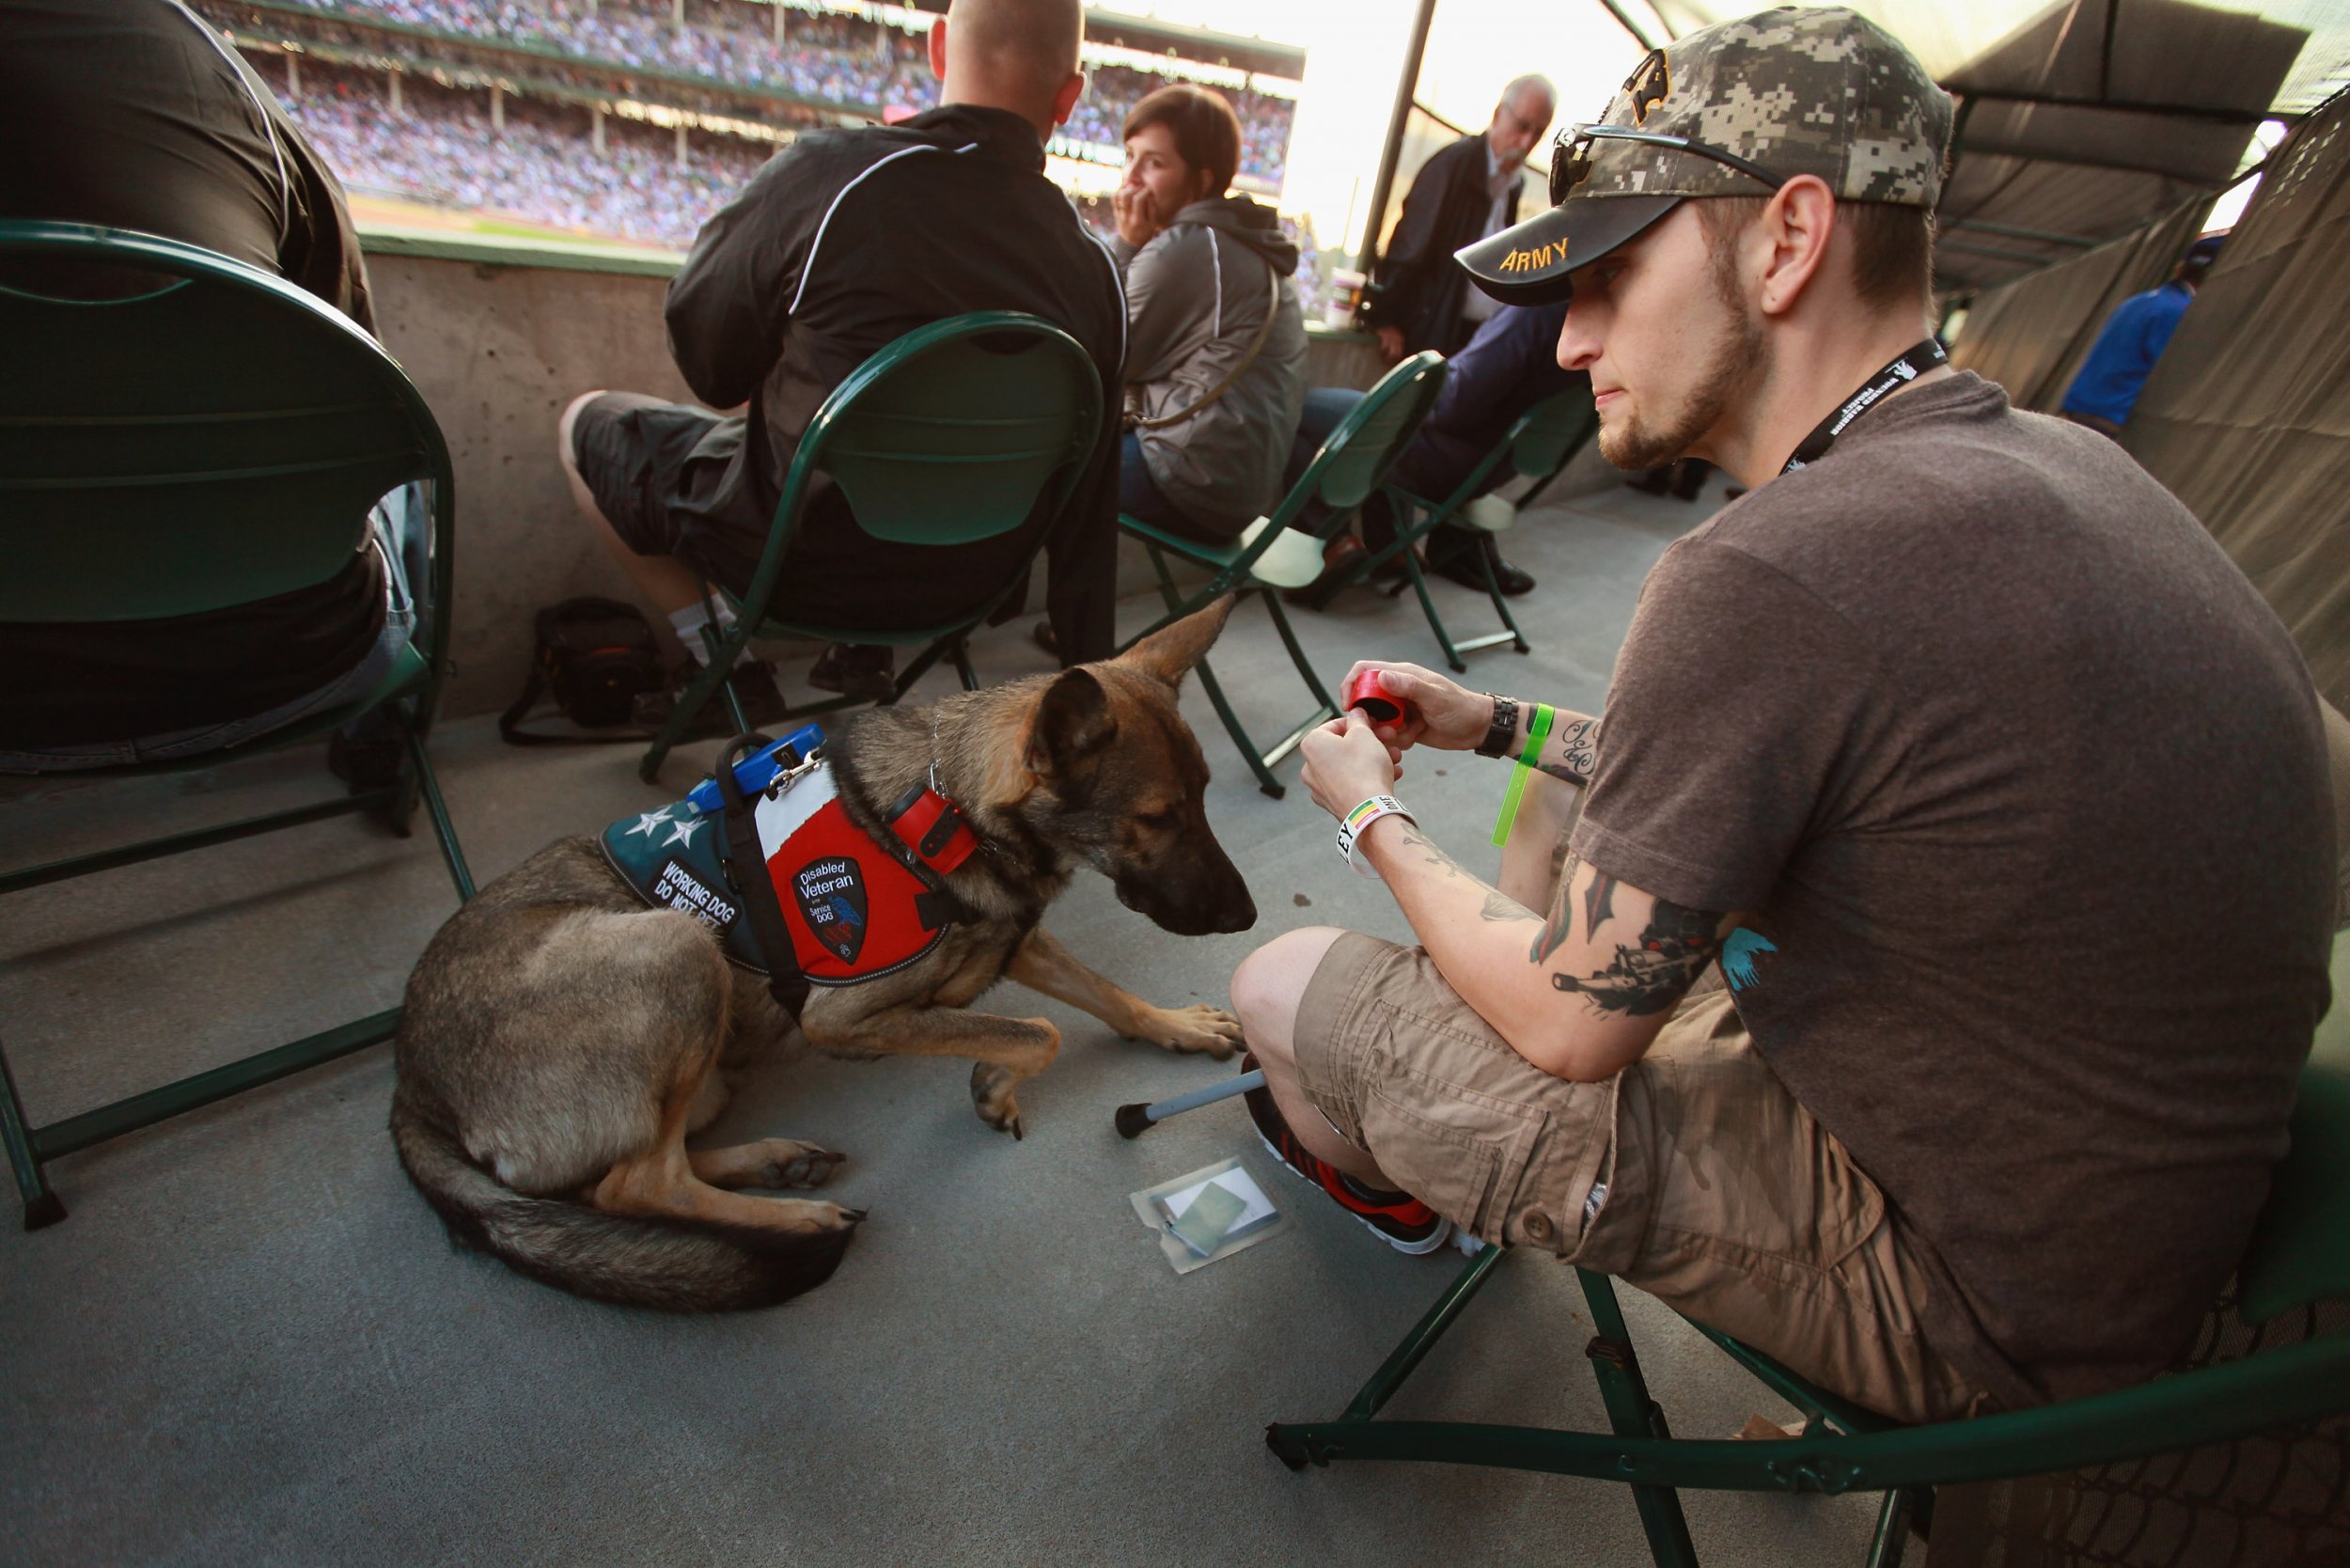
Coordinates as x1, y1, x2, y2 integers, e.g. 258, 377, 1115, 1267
1025, 666, 1118, 783
1120, 595, 1236, 688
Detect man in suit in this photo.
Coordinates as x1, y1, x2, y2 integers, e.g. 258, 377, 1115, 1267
1362, 75, 1555, 364
1359, 74, 1556, 594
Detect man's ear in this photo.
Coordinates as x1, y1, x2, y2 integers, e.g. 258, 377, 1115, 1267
1051, 71, 1086, 130
1025, 666, 1118, 782
1120, 595, 1236, 688
928, 17, 948, 82
1757, 175, 1837, 319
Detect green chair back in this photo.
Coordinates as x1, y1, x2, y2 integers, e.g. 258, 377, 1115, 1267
1280, 352, 1448, 525
731, 312, 1102, 636
780, 313, 1100, 546
1509, 388, 1600, 481
0, 221, 451, 624
2235, 928, 2350, 1323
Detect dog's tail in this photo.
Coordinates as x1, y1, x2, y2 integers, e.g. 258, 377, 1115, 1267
390, 1100, 852, 1312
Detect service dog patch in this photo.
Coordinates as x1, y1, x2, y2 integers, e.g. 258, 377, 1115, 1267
651, 856, 739, 935
792, 855, 868, 965
602, 760, 959, 985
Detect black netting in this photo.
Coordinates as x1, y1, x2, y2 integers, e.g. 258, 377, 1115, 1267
1932, 1297, 2350, 1567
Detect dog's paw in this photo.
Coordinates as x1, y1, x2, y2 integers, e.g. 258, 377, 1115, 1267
969, 1062, 1026, 1139
750, 1140, 846, 1189
801, 1200, 866, 1233
1137, 1003, 1247, 1060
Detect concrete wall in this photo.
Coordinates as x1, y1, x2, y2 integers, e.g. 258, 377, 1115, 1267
363, 231, 1396, 718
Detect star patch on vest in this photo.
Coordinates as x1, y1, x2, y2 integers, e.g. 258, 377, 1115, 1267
598, 759, 975, 987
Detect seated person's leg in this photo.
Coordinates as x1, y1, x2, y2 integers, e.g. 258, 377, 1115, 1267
558, 391, 791, 718
1230, 772, 1987, 1423
1119, 431, 1221, 542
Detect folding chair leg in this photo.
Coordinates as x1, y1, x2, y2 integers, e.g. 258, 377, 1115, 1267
1265, 1244, 1508, 1468
404, 719, 477, 902
1194, 653, 1286, 799
639, 645, 740, 782
1402, 552, 1470, 673
1471, 544, 1531, 657
1863, 1486, 1928, 1568
949, 640, 980, 692
1262, 595, 1338, 714
1576, 1270, 1700, 1568
0, 1036, 64, 1230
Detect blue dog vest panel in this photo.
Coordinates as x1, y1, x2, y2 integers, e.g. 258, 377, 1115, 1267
599, 760, 973, 986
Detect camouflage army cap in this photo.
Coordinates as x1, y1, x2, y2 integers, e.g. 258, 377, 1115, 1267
1459, 7, 1952, 306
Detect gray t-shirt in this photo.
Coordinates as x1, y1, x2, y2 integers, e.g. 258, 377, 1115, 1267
1574, 371, 2334, 1409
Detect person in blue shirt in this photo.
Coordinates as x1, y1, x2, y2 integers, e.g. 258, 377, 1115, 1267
2060, 233, 2224, 436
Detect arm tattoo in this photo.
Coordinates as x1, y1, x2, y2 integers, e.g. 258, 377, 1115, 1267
1392, 822, 1468, 882
1537, 716, 1601, 785
1528, 852, 1583, 964
1581, 870, 1620, 939
1479, 887, 1535, 923
1550, 898, 1726, 1018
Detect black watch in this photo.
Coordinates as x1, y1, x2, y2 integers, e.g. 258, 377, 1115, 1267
1474, 694, 1521, 759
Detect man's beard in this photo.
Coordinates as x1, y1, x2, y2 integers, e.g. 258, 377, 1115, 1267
1598, 292, 1766, 472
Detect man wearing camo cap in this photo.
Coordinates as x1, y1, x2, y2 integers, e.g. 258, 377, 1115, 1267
1231, 7, 2331, 1422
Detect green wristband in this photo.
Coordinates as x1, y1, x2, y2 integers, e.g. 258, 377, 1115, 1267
1490, 702, 1555, 847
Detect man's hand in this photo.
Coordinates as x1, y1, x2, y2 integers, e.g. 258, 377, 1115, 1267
1374, 325, 1407, 363
1113, 185, 1164, 250
1339, 661, 1492, 752
1300, 712, 1402, 821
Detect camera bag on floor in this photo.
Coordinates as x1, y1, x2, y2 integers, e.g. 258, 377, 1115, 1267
498, 596, 664, 745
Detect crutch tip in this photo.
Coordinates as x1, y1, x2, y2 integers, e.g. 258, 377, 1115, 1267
1113, 1103, 1153, 1139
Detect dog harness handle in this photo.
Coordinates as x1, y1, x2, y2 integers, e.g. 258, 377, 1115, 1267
715, 730, 813, 1021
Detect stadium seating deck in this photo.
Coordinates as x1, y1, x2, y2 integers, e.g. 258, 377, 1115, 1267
0, 466, 1935, 1568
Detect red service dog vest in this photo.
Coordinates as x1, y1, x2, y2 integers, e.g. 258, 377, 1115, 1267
600, 760, 976, 986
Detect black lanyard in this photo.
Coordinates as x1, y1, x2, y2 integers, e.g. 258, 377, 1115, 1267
1779, 337, 1948, 476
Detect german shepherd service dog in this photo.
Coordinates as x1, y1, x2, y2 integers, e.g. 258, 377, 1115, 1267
391, 600, 1256, 1311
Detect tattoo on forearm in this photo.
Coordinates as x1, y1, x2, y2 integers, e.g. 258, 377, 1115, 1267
1393, 823, 1467, 882
1528, 853, 1583, 964
1479, 887, 1533, 923
1549, 898, 1725, 1018
1537, 717, 1601, 785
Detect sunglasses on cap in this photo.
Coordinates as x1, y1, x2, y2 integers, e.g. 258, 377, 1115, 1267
1548, 122, 1790, 208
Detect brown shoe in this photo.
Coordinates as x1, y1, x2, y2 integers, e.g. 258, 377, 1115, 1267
1282, 534, 1370, 609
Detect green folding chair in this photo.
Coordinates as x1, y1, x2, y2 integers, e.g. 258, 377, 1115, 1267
1118, 353, 1449, 798
1372, 388, 1598, 672
639, 312, 1104, 781
0, 221, 475, 1230
1267, 928, 2350, 1567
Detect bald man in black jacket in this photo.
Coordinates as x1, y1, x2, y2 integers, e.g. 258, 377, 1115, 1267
561, 0, 1125, 705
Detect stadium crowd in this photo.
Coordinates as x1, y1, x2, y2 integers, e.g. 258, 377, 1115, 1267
274, 0, 1296, 182
287, 64, 766, 246
277, 54, 1324, 291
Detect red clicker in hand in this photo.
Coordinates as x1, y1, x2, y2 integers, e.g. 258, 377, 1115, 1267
1343, 668, 1413, 728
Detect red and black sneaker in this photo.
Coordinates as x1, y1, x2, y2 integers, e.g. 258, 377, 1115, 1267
1240, 1054, 1451, 1255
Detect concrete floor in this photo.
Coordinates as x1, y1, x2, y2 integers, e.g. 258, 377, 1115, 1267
0, 478, 1897, 1566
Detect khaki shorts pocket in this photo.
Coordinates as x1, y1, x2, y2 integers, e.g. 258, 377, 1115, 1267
1357, 1071, 1545, 1243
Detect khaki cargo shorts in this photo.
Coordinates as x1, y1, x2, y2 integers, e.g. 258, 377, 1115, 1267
1292, 933, 1994, 1426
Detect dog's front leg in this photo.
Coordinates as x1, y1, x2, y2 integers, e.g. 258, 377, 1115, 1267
1007, 926, 1244, 1060
820, 1006, 1061, 1139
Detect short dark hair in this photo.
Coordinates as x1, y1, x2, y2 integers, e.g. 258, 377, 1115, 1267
1122, 83, 1243, 197
1696, 196, 1936, 310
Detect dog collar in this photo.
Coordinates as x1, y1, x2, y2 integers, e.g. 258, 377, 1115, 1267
884, 779, 979, 876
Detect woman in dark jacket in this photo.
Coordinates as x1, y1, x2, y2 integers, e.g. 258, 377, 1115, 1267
1110, 84, 1308, 543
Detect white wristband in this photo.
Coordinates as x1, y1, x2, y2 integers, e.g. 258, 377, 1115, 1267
1335, 794, 1414, 879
